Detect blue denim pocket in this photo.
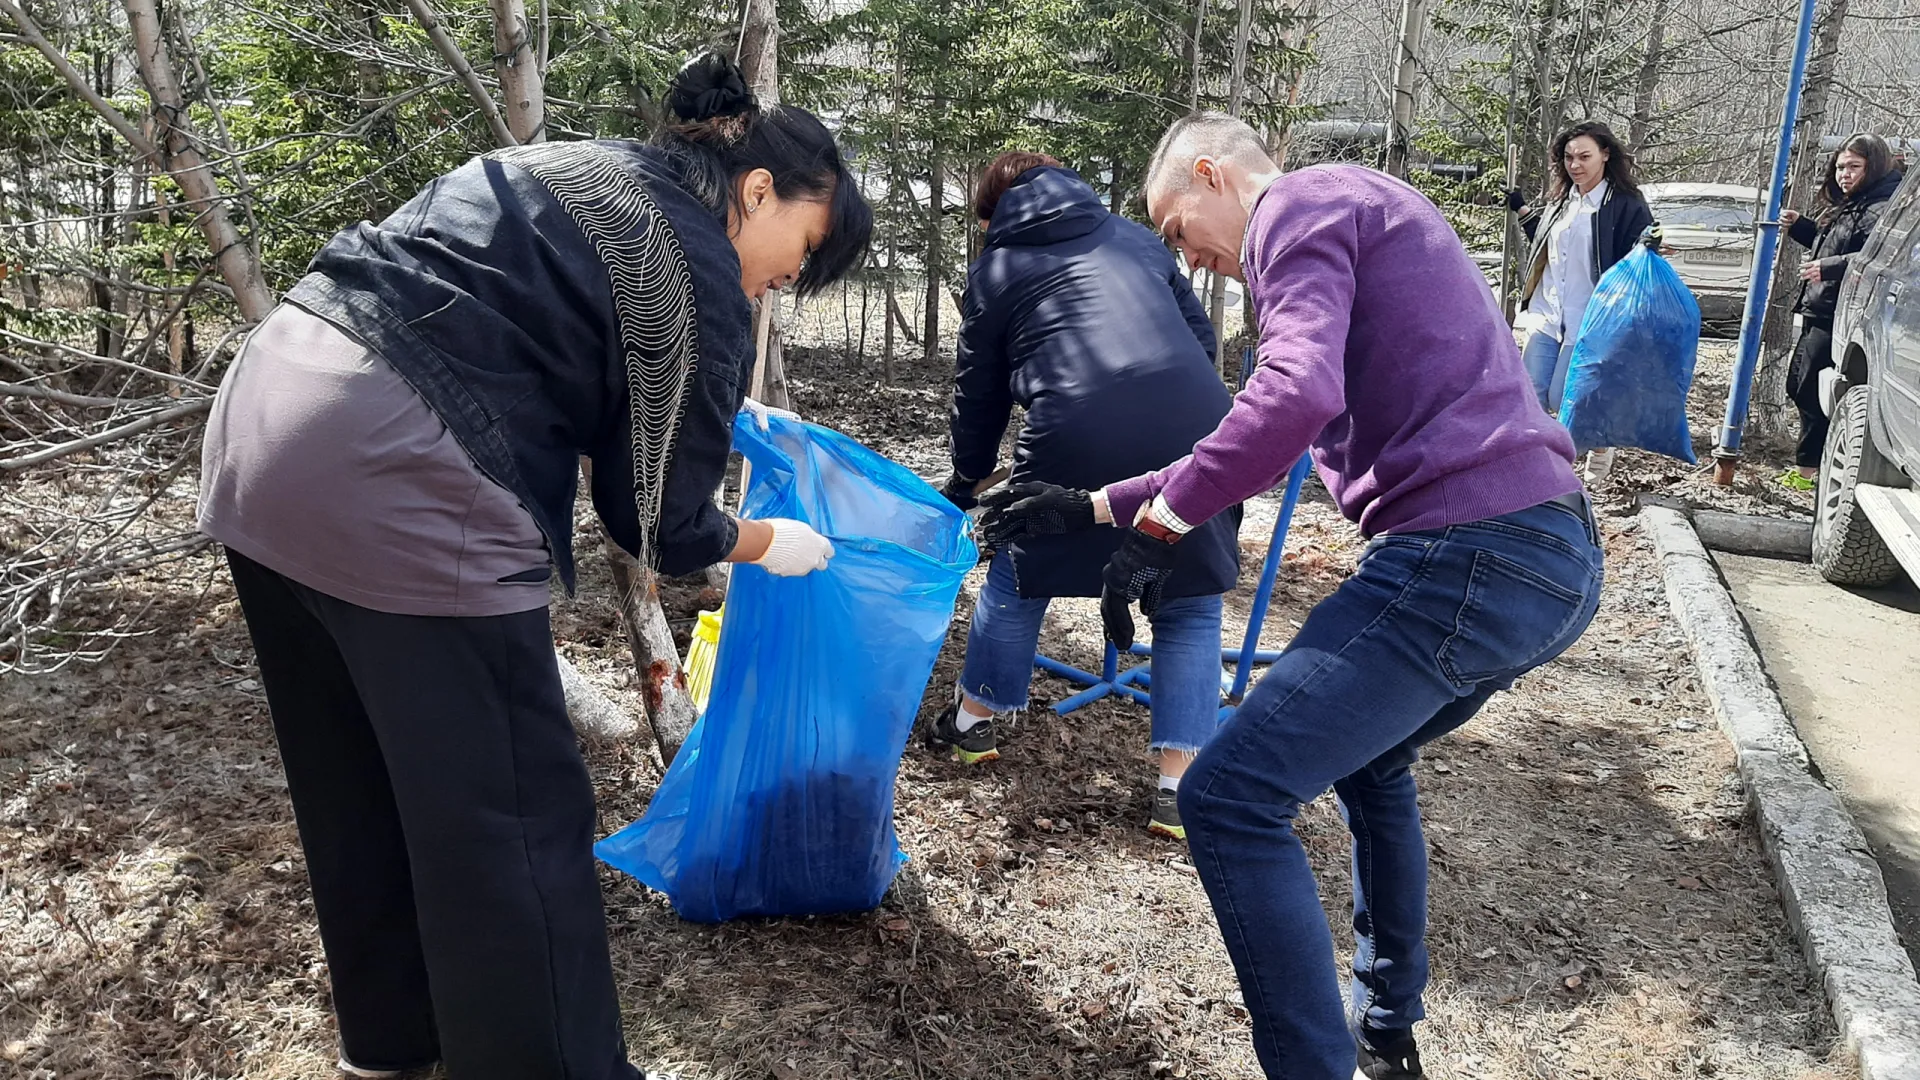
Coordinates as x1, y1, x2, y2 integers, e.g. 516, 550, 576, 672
1437, 548, 1590, 686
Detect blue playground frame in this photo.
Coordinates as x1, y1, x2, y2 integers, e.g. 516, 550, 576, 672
1031, 453, 1309, 719
1032, 347, 1309, 719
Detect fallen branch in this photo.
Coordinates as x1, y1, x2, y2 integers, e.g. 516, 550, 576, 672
0, 382, 129, 410
555, 650, 640, 740
0, 398, 211, 472
0, 328, 217, 391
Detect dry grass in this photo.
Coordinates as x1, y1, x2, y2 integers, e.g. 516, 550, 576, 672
1, 343, 1847, 1079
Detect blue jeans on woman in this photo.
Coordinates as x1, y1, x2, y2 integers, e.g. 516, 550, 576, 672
1522, 328, 1577, 414
960, 550, 1225, 753
1177, 498, 1604, 1079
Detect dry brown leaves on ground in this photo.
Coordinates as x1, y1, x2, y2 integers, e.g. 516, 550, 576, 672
2, 345, 1845, 1079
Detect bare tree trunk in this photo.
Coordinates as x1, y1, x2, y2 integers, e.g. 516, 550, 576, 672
1188, 0, 1208, 112
403, 0, 518, 147
356, 1, 394, 141
1385, 0, 1432, 179
1269, 0, 1316, 168
738, 0, 778, 96
882, 253, 898, 383
152, 168, 188, 381
1752, 0, 1853, 443
489, 0, 545, 143
3, 0, 273, 322
739, 0, 785, 409
9, 153, 43, 316
602, 531, 699, 762
537, 0, 550, 75
1627, 0, 1670, 153
92, 50, 118, 359
883, 45, 904, 384
1207, 0, 1255, 365
120, 0, 275, 322
924, 130, 945, 365
1534, 0, 1565, 161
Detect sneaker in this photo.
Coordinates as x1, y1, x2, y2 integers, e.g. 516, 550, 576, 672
1148, 787, 1185, 840
1581, 447, 1616, 485
927, 690, 999, 764
1778, 468, 1816, 491
1356, 1029, 1424, 1079
338, 1060, 410, 1079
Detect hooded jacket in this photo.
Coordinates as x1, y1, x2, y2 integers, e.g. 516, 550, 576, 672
949, 166, 1240, 599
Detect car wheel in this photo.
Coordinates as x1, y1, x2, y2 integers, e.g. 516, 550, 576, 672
1812, 384, 1902, 586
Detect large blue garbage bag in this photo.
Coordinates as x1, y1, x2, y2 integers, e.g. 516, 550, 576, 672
596, 412, 976, 922
1559, 243, 1702, 463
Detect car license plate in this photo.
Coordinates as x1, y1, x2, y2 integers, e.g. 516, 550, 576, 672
1686, 249, 1743, 265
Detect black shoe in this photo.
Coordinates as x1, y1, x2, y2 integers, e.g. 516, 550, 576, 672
926, 691, 999, 764
1356, 1029, 1423, 1079
1149, 786, 1185, 839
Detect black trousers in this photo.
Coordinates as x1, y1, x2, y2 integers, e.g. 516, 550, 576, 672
225, 549, 637, 1080
1789, 319, 1835, 468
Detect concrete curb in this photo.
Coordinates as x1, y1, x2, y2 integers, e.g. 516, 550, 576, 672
1642, 505, 1920, 1080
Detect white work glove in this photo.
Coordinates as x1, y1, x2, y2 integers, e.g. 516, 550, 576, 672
753, 518, 834, 576
740, 397, 799, 431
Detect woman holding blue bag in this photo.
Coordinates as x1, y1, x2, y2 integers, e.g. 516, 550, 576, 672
197, 54, 867, 1080
1509, 121, 1653, 483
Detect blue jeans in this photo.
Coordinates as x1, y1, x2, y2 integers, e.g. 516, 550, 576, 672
1178, 499, 1604, 1079
1521, 329, 1576, 414
960, 551, 1225, 753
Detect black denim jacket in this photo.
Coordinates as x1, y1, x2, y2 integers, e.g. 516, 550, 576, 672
286, 142, 752, 590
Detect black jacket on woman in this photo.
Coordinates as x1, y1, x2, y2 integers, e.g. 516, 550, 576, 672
1517, 184, 1655, 306
950, 167, 1240, 600
1787, 169, 1905, 321
286, 141, 752, 589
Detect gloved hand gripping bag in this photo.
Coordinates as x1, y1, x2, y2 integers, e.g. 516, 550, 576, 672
596, 412, 977, 922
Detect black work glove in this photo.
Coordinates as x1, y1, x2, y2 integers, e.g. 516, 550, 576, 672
1504, 188, 1526, 213
939, 470, 980, 512
976, 482, 1096, 548
1099, 528, 1179, 651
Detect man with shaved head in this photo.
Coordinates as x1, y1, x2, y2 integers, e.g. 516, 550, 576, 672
980, 114, 1606, 1080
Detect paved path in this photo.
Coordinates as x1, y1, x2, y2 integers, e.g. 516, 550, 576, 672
1716, 552, 1920, 969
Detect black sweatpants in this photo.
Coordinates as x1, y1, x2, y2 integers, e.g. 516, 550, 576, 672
1789, 319, 1835, 468
225, 549, 638, 1080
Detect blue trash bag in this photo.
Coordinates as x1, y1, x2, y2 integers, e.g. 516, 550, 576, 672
595, 411, 977, 922
1558, 242, 1702, 463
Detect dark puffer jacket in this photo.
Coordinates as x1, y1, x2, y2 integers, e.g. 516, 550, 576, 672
949, 166, 1240, 600
1788, 169, 1905, 321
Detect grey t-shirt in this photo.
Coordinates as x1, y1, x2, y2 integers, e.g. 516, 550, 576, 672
199, 303, 554, 617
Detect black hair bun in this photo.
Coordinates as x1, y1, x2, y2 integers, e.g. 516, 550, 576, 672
668, 52, 755, 123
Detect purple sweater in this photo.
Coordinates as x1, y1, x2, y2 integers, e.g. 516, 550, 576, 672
1106, 165, 1580, 538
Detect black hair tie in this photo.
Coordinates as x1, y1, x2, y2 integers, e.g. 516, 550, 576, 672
671, 53, 753, 121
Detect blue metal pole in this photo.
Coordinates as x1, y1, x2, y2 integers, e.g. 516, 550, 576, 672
1228, 455, 1313, 703
1713, 0, 1820, 484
